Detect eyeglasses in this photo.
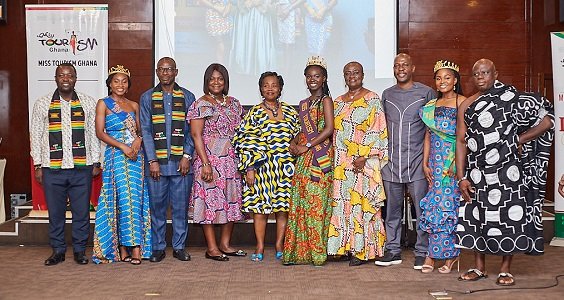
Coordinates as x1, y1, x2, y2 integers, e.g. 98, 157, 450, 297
472, 71, 491, 78
157, 67, 176, 73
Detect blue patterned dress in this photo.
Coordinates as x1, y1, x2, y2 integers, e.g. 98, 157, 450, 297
92, 98, 151, 263
419, 103, 460, 259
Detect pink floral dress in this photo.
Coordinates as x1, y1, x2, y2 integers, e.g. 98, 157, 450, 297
186, 96, 243, 224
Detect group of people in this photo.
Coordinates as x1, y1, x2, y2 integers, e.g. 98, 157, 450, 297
30, 53, 556, 287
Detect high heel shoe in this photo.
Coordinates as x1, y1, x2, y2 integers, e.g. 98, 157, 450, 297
438, 257, 460, 274
250, 253, 263, 262
275, 251, 283, 260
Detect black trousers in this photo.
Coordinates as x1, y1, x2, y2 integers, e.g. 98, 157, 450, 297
42, 167, 93, 253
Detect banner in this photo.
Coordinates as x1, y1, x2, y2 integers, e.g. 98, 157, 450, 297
25, 4, 107, 210
551, 32, 564, 246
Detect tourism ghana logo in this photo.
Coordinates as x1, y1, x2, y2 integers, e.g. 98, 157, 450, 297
36, 30, 98, 54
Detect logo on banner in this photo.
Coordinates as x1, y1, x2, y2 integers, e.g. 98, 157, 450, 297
36, 30, 98, 54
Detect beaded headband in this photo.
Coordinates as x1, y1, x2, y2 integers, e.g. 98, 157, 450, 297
306, 55, 327, 70
433, 60, 459, 73
108, 65, 131, 77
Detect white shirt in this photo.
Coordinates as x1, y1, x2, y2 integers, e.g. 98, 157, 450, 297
30, 91, 101, 169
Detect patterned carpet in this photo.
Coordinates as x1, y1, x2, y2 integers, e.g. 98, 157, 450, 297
0, 246, 563, 299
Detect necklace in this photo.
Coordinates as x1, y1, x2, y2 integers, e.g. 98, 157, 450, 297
309, 95, 323, 108
209, 93, 228, 106
347, 88, 362, 101
263, 99, 281, 117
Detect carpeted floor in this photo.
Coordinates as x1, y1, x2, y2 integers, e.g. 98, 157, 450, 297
0, 246, 563, 299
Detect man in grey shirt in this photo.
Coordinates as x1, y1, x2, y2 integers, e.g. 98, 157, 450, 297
375, 53, 435, 269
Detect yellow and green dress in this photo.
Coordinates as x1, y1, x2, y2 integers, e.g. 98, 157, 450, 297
282, 98, 334, 266
327, 91, 389, 261
233, 102, 300, 214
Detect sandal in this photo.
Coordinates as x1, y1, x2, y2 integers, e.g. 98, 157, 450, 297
458, 268, 488, 281
250, 253, 263, 262
421, 264, 434, 273
130, 258, 142, 265
496, 272, 515, 286
121, 255, 132, 263
438, 257, 460, 274
220, 249, 247, 257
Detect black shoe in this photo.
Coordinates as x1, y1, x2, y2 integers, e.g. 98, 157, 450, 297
73, 251, 89, 265
413, 256, 426, 270
149, 250, 166, 263
349, 256, 366, 267
173, 249, 191, 261
374, 251, 402, 266
44, 252, 65, 266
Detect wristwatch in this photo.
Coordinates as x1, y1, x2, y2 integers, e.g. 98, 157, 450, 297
93, 162, 101, 168
305, 142, 312, 148
183, 153, 192, 160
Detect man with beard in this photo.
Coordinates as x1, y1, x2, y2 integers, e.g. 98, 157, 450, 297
140, 57, 195, 262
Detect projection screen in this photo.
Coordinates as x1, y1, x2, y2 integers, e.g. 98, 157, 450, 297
155, 0, 397, 105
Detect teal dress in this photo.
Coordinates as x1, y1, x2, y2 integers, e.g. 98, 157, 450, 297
92, 97, 151, 263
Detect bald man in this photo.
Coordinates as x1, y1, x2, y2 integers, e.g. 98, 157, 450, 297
376, 53, 435, 270
456, 59, 554, 285
140, 57, 195, 262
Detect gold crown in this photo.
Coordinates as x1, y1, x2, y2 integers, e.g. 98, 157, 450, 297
108, 65, 130, 77
434, 60, 459, 73
306, 55, 327, 70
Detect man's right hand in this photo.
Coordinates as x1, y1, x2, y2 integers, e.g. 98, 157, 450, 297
34, 168, 43, 185
150, 161, 161, 181
245, 169, 255, 187
459, 179, 475, 203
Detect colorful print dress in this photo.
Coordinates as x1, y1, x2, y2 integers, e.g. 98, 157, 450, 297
205, 0, 233, 37
327, 91, 388, 261
92, 97, 151, 263
282, 98, 334, 266
186, 96, 244, 224
233, 102, 300, 214
419, 100, 460, 260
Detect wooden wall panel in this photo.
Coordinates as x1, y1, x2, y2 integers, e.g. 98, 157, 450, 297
408, 0, 527, 23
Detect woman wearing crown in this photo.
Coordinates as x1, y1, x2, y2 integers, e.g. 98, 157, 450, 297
327, 61, 388, 266
281, 56, 334, 266
418, 60, 466, 273
92, 65, 151, 265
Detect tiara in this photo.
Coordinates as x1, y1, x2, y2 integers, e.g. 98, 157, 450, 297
306, 55, 327, 70
108, 65, 130, 77
433, 60, 459, 73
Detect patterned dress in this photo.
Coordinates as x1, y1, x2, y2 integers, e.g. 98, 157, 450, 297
233, 102, 300, 214
282, 98, 334, 266
92, 98, 151, 263
304, 0, 333, 55
419, 101, 460, 260
457, 81, 554, 255
205, 0, 233, 37
186, 96, 244, 224
327, 91, 388, 261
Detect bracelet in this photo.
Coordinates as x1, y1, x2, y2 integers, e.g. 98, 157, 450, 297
183, 153, 192, 160
246, 167, 255, 172
148, 159, 158, 164
457, 177, 468, 185
202, 162, 211, 167
34, 164, 42, 170
93, 162, 101, 168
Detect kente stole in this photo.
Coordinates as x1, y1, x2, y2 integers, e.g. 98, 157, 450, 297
420, 98, 456, 185
298, 97, 332, 182
151, 83, 185, 163
48, 90, 86, 168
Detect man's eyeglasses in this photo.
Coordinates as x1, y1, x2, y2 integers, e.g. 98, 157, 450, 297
472, 71, 491, 78
157, 67, 176, 73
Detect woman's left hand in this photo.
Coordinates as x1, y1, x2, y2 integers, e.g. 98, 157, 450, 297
352, 157, 367, 172
201, 164, 213, 183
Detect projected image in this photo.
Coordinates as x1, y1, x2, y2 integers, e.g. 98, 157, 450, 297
159, 0, 394, 105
